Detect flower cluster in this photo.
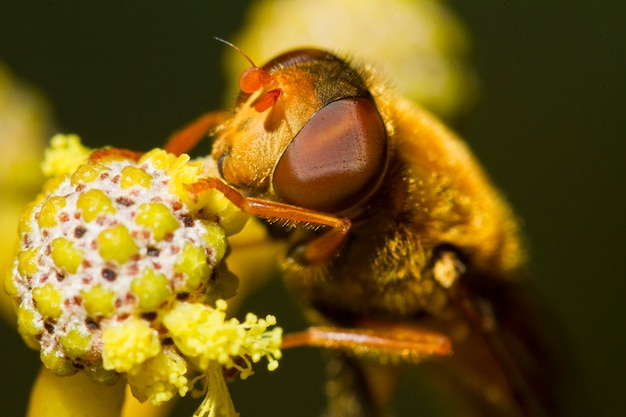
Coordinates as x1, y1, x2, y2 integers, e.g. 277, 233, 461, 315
4, 134, 282, 416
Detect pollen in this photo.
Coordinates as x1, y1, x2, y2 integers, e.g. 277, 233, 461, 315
32, 282, 63, 318
51, 237, 83, 274
77, 189, 116, 222
125, 345, 188, 404
135, 203, 180, 241
102, 317, 161, 373
131, 268, 171, 312
97, 224, 139, 264
120, 165, 152, 189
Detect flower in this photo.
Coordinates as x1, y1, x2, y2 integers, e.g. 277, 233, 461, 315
5, 135, 282, 417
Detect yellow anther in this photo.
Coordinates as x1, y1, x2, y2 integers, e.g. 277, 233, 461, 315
135, 203, 179, 241
33, 282, 64, 318
97, 224, 139, 264
81, 284, 116, 317
38, 196, 66, 228
77, 188, 116, 222
102, 318, 160, 373
125, 347, 188, 404
120, 165, 152, 189
51, 237, 83, 274
131, 268, 171, 312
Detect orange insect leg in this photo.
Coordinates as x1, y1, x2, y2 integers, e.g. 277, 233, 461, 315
281, 322, 452, 362
188, 177, 351, 264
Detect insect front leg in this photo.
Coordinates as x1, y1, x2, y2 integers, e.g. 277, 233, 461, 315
187, 177, 352, 265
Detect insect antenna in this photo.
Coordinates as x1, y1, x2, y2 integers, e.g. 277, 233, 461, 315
213, 36, 282, 111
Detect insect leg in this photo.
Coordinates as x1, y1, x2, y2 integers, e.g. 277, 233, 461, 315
187, 177, 352, 264
281, 323, 451, 361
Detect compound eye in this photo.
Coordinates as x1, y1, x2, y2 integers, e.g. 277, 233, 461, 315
217, 152, 227, 179
272, 98, 388, 213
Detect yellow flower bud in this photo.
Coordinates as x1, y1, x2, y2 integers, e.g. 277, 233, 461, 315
77, 188, 115, 222
135, 203, 179, 241
40, 350, 77, 376
71, 163, 105, 185
17, 246, 39, 277
38, 196, 66, 228
200, 221, 227, 264
97, 224, 139, 264
175, 242, 210, 290
120, 165, 152, 189
138, 148, 175, 170
131, 268, 171, 312
3, 270, 19, 297
51, 237, 83, 273
32, 282, 63, 318
200, 189, 249, 236
17, 304, 42, 338
59, 329, 92, 360
81, 284, 116, 317
18, 201, 38, 234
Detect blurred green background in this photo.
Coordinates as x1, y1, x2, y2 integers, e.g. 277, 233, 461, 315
0, 1, 624, 416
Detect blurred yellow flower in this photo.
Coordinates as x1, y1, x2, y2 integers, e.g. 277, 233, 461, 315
224, 0, 478, 121
0, 62, 52, 323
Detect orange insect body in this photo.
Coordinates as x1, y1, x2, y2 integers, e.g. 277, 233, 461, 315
165, 46, 561, 417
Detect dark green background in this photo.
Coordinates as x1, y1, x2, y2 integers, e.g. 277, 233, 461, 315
1, 1, 624, 416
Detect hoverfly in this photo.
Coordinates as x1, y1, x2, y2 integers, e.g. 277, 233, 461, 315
164, 40, 563, 417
